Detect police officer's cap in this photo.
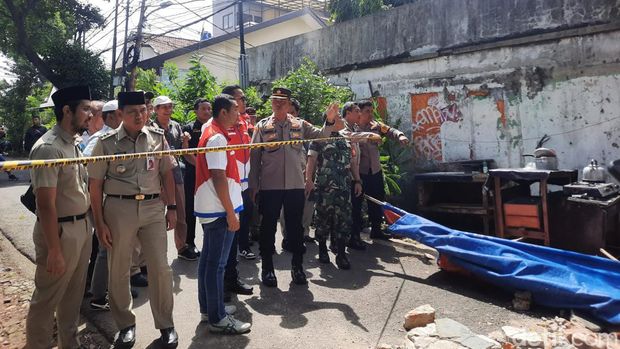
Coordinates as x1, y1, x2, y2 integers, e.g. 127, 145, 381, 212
117, 91, 146, 108
269, 87, 292, 100
51, 86, 91, 108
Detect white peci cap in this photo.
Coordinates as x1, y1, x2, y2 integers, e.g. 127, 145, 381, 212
102, 100, 118, 112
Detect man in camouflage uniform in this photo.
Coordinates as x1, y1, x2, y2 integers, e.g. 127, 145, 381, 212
307, 134, 354, 269
306, 107, 378, 269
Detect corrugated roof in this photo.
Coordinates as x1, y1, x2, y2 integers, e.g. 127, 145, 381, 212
250, 0, 328, 13
142, 35, 199, 55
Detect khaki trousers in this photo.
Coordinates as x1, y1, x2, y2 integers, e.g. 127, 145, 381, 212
26, 218, 92, 349
173, 183, 187, 251
104, 197, 174, 330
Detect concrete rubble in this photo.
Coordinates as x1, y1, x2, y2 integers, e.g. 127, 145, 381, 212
390, 306, 620, 349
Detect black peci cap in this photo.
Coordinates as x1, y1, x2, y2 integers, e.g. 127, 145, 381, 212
117, 91, 146, 108
51, 86, 91, 108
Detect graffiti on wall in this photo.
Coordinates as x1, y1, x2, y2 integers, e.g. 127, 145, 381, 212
411, 91, 463, 161
411, 88, 508, 161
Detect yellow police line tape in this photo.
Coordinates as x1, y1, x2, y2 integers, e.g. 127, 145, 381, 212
0, 137, 346, 171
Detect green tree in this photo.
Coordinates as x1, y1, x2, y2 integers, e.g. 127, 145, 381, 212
328, 0, 387, 23
0, 0, 105, 87
262, 58, 353, 125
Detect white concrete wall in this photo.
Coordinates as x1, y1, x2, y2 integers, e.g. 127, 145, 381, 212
162, 14, 325, 83
328, 30, 620, 174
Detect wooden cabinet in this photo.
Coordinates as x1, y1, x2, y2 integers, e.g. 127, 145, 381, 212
415, 172, 494, 235
489, 169, 577, 245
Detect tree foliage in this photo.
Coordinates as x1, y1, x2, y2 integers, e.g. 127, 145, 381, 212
0, 0, 106, 88
328, 0, 387, 23
260, 58, 353, 125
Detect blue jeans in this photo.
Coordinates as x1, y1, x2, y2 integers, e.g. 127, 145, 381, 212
198, 217, 235, 323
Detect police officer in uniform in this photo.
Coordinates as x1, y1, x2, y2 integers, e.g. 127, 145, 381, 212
25, 86, 93, 349
88, 91, 178, 348
249, 87, 342, 287
355, 100, 409, 240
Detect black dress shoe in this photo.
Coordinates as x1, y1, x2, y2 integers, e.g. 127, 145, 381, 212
114, 325, 135, 349
160, 327, 178, 349
130, 273, 148, 287
225, 279, 253, 295
347, 237, 367, 250
261, 270, 278, 287
291, 266, 307, 285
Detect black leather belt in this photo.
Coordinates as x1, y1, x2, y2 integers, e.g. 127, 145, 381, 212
57, 213, 87, 223
37, 213, 87, 223
107, 193, 160, 201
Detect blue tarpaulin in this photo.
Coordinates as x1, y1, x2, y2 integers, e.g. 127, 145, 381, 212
388, 212, 620, 325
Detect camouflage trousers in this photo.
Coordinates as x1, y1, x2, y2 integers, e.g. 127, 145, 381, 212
313, 187, 352, 243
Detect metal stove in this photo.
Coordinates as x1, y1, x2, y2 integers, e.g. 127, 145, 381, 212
563, 181, 620, 199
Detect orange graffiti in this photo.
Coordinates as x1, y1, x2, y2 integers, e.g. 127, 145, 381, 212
496, 99, 506, 127
411, 92, 463, 161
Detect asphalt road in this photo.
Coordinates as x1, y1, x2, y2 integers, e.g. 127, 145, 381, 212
0, 166, 547, 348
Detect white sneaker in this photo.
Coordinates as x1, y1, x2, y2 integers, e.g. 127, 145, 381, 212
208, 314, 251, 334
200, 305, 237, 322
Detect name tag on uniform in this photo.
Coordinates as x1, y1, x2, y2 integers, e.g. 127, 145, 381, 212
146, 156, 155, 171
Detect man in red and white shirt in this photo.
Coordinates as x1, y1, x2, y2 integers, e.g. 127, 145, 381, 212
220, 85, 255, 299
194, 94, 251, 334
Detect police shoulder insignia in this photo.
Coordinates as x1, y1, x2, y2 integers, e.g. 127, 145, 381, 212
100, 129, 118, 140
149, 126, 165, 135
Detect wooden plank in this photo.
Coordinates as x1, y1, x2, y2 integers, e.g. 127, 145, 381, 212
504, 228, 545, 240
541, 180, 550, 246
494, 177, 505, 239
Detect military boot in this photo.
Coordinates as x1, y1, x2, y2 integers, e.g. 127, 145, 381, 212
335, 239, 351, 270
318, 240, 330, 264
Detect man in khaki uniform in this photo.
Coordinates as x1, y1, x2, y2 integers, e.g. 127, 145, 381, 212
249, 87, 342, 287
88, 91, 178, 349
26, 86, 93, 349
355, 99, 409, 240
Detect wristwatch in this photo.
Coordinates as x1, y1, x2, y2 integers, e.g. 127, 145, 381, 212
166, 204, 177, 210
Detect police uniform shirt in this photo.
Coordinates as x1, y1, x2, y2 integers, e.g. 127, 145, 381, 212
88, 125, 175, 195
30, 125, 90, 217
249, 114, 335, 191
358, 121, 405, 175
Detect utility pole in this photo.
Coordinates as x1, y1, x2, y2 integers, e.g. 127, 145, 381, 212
109, 0, 119, 98
238, 0, 248, 89
120, 0, 130, 92
126, 0, 148, 91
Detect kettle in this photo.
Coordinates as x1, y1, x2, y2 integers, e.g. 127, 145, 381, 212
583, 159, 607, 182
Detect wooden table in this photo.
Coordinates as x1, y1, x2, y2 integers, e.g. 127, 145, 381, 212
489, 169, 577, 245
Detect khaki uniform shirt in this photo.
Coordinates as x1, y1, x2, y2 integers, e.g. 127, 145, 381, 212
30, 125, 90, 217
88, 125, 174, 195
249, 114, 335, 191
358, 121, 405, 175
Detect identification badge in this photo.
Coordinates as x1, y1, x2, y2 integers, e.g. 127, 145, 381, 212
146, 156, 155, 171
